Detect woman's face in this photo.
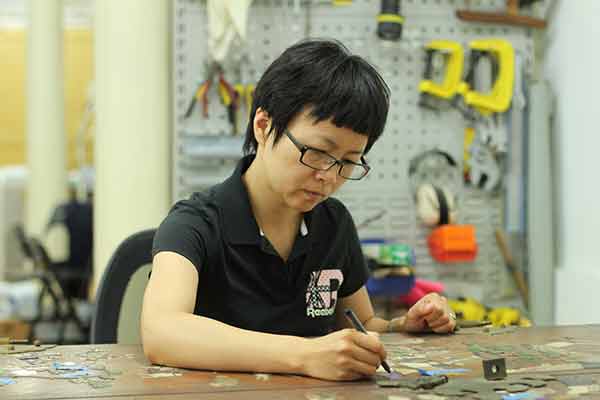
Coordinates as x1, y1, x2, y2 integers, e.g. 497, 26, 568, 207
254, 108, 369, 213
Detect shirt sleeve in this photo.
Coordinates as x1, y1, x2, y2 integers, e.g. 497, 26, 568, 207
338, 203, 370, 298
151, 200, 209, 276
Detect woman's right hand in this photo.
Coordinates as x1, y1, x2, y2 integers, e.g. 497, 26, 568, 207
299, 329, 387, 381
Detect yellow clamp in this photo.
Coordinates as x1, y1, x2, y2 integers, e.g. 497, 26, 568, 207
332, 0, 352, 5
419, 40, 464, 100
487, 307, 521, 327
448, 298, 487, 322
460, 39, 515, 116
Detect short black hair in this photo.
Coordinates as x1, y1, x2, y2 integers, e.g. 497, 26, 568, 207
243, 38, 390, 155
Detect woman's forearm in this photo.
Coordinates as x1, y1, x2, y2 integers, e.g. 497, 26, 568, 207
142, 311, 308, 374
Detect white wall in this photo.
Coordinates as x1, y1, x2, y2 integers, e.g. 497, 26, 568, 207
543, 0, 600, 324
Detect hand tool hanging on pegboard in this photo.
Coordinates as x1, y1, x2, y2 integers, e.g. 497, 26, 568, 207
217, 73, 240, 134
457, 39, 515, 117
184, 61, 220, 119
416, 39, 515, 193
377, 0, 404, 41
418, 40, 464, 110
457, 0, 546, 29
458, 39, 515, 193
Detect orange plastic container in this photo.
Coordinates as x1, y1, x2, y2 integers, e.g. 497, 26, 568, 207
427, 225, 478, 263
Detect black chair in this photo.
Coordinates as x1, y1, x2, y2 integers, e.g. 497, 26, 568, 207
45, 199, 93, 300
91, 229, 155, 344
13, 225, 78, 343
28, 237, 90, 343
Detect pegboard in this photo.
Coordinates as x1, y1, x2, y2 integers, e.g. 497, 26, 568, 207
172, 0, 538, 305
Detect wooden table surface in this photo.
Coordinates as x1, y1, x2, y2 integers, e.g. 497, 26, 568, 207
1, 324, 599, 400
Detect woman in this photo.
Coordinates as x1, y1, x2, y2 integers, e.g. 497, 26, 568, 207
141, 39, 456, 381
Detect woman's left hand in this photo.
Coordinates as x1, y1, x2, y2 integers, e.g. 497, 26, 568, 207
402, 293, 456, 333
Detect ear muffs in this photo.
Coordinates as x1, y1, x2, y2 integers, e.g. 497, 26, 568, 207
416, 183, 457, 227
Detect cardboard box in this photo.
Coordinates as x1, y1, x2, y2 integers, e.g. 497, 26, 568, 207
0, 319, 30, 340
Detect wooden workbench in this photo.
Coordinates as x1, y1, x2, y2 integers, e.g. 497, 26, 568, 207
1, 325, 599, 400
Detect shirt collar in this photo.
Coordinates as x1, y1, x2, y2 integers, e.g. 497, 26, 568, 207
259, 218, 308, 237
215, 155, 310, 245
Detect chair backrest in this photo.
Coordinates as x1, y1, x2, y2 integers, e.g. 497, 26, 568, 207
91, 229, 155, 344
13, 224, 34, 260
47, 200, 93, 270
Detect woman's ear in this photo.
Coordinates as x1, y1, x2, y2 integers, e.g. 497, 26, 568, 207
253, 108, 271, 147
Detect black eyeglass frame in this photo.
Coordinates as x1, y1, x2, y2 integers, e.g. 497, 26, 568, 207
284, 129, 371, 181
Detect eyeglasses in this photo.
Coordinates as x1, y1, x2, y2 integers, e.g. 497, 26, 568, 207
284, 130, 371, 180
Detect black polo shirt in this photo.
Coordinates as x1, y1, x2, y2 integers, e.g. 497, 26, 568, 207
152, 155, 369, 337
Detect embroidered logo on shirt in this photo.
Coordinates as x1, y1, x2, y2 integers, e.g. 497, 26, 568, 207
305, 269, 343, 318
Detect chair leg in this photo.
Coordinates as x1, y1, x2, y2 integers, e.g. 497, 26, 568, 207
44, 275, 67, 345
28, 282, 47, 342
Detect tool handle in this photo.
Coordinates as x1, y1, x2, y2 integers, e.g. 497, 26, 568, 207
495, 228, 529, 309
